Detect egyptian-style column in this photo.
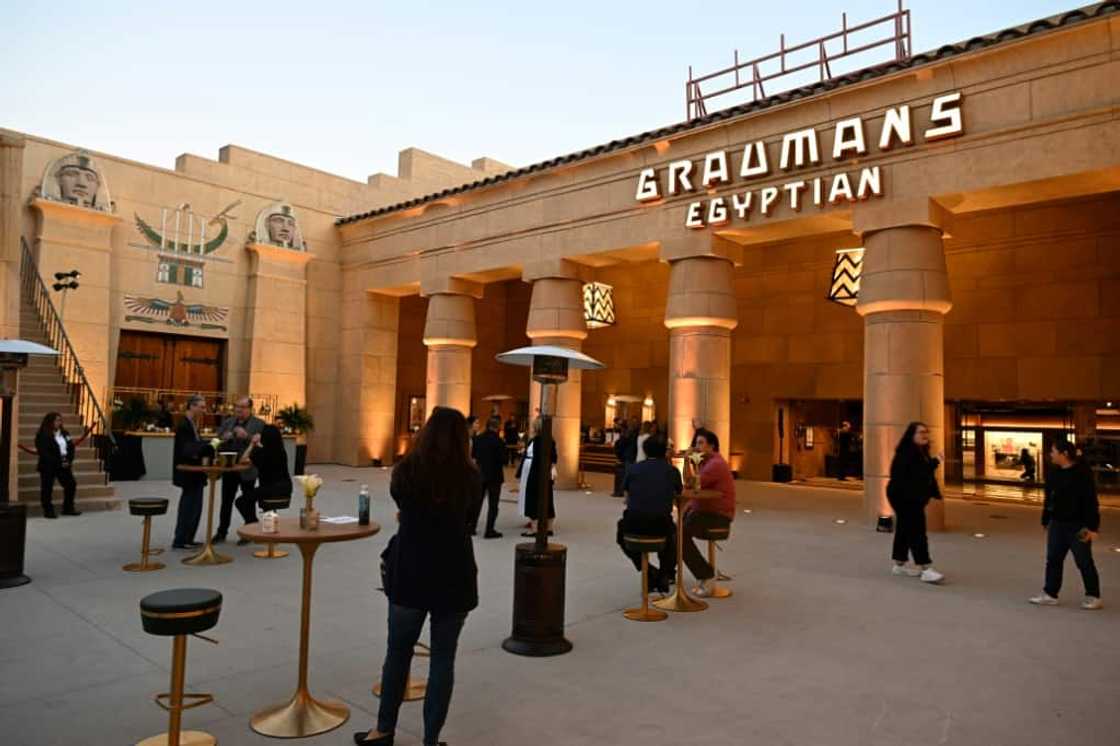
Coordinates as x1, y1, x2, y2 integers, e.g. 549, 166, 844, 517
0, 132, 25, 341
663, 256, 738, 455
30, 199, 120, 402
421, 279, 481, 416
855, 200, 952, 530
524, 261, 587, 490
245, 242, 312, 411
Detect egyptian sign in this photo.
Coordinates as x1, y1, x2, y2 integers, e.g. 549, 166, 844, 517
634, 92, 964, 228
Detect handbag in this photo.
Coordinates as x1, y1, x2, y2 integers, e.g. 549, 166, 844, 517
379, 533, 399, 597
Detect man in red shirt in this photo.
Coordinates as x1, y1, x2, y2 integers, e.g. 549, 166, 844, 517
684, 429, 736, 597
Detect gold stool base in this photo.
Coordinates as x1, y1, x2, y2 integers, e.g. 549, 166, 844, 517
653, 589, 708, 612
707, 585, 733, 599
372, 677, 427, 701
182, 544, 232, 566
253, 545, 288, 559
123, 561, 165, 572
250, 688, 349, 738
623, 606, 668, 622
136, 730, 215, 746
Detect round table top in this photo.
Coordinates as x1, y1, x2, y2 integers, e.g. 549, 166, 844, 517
237, 516, 380, 545
177, 462, 250, 476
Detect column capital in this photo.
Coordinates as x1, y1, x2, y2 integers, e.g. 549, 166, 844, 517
663, 255, 738, 331
423, 291, 477, 348
855, 222, 952, 317
419, 275, 484, 299
659, 233, 744, 266
522, 258, 588, 283
853, 197, 954, 238
526, 275, 587, 341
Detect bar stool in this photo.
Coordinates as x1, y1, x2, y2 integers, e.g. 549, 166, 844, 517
622, 535, 668, 622
253, 495, 292, 559
138, 588, 222, 746
123, 498, 169, 572
698, 525, 732, 599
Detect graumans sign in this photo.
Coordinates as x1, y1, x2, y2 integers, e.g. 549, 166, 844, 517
634, 92, 965, 228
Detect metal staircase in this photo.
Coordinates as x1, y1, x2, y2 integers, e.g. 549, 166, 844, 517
17, 239, 117, 512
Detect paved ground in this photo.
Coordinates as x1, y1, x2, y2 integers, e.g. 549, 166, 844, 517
2, 465, 1118, 746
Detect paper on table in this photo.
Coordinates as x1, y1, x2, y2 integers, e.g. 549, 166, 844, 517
321, 515, 359, 524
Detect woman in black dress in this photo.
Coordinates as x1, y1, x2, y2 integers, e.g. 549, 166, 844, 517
517, 418, 558, 537
886, 421, 945, 584
234, 425, 292, 544
358, 406, 481, 746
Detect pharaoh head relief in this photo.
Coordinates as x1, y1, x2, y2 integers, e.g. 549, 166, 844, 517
36, 150, 113, 211
249, 201, 308, 251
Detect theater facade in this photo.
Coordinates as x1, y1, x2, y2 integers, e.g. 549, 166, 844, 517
2, 3, 1119, 522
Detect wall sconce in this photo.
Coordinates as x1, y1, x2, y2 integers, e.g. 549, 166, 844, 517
827, 248, 863, 307
583, 282, 616, 328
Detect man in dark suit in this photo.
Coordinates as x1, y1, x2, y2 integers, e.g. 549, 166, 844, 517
172, 394, 214, 549
213, 396, 265, 543
470, 416, 506, 538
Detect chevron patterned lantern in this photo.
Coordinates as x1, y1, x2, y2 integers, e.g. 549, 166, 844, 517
583, 282, 616, 328
828, 248, 864, 307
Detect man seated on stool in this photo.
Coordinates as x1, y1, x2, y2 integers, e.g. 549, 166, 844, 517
684, 429, 736, 598
616, 436, 679, 594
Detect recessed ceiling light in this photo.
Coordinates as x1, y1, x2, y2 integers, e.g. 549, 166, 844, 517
1112, 546, 1120, 554
742, 509, 752, 514
833, 519, 847, 525
973, 532, 986, 539
584, 490, 592, 495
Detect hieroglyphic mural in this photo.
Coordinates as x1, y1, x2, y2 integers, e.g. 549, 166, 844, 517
123, 291, 229, 332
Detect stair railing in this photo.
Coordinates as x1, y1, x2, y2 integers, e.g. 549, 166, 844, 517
19, 238, 116, 477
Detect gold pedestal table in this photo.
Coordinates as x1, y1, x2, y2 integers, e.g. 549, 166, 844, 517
653, 488, 722, 613
238, 517, 380, 738
177, 462, 249, 566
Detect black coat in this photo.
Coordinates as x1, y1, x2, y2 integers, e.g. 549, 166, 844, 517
886, 448, 941, 507
35, 429, 75, 473
1043, 461, 1100, 531
472, 430, 505, 485
250, 443, 292, 496
386, 460, 481, 614
520, 435, 558, 520
172, 418, 212, 488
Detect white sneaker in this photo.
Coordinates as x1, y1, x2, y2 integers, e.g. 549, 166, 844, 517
891, 563, 922, 577
919, 567, 945, 584
692, 579, 715, 598
1029, 592, 1059, 606
1081, 596, 1103, 610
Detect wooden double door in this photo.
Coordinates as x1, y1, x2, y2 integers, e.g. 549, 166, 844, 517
115, 330, 225, 392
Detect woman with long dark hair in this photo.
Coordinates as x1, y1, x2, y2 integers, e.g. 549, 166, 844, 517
885, 421, 945, 584
233, 425, 292, 544
30, 412, 85, 518
358, 406, 482, 746
516, 417, 558, 537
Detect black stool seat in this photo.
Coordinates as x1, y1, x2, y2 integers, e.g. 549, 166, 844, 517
623, 534, 666, 554
697, 526, 731, 541
129, 498, 169, 517
141, 588, 222, 636
259, 495, 291, 510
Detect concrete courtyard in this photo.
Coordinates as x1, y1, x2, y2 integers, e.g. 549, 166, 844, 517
2, 466, 1118, 746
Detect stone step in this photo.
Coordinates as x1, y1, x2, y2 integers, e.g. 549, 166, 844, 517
18, 469, 105, 487
18, 393, 76, 407
19, 380, 69, 393
18, 490, 122, 516
17, 458, 103, 475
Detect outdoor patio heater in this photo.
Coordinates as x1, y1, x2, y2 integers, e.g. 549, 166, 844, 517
495, 345, 604, 656
0, 339, 59, 589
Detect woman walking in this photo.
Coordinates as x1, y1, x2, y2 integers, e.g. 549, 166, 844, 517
885, 421, 945, 584
516, 418, 557, 537
28, 412, 87, 518
358, 407, 481, 746
233, 425, 292, 544
1029, 439, 1102, 609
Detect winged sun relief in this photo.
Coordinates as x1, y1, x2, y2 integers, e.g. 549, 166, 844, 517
124, 291, 229, 327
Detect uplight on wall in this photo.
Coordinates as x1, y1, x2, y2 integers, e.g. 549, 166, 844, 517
827, 248, 863, 307
583, 282, 616, 328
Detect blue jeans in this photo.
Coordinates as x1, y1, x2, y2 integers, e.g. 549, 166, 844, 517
1044, 521, 1101, 599
376, 603, 468, 744
173, 482, 204, 546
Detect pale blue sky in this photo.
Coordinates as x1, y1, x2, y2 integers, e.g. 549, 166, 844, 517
0, 0, 1077, 182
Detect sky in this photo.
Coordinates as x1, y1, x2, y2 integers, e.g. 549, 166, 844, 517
0, 0, 1078, 183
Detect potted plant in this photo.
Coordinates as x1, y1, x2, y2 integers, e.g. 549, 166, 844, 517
276, 403, 314, 475
113, 397, 152, 432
